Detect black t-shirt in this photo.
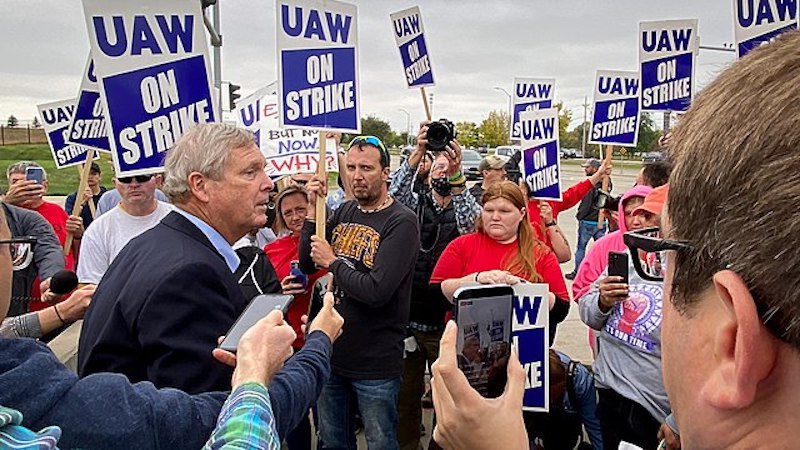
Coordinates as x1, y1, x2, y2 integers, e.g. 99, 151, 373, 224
300, 200, 419, 379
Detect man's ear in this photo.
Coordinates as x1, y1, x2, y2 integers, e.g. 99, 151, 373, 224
187, 172, 210, 203
700, 270, 778, 409
382, 167, 390, 181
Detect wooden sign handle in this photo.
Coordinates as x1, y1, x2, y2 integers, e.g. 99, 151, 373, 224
597, 144, 613, 229
65, 148, 96, 255
420, 86, 432, 121
75, 165, 97, 219
315, 131, 327, 238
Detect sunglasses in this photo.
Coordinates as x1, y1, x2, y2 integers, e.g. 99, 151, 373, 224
117, 174, 154, 184
348, 136, 390, 167
623, 227, 691, 282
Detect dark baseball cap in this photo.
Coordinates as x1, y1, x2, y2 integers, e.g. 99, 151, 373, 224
90, 162, 101, 174
581, 158, 601, 169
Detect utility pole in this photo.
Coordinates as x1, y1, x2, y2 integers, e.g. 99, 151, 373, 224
581, 96, 589, 157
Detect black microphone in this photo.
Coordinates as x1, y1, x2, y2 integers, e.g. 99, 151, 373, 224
49, 270, 79, 295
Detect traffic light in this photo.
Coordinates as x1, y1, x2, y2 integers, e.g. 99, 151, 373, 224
228, 83, 241, 111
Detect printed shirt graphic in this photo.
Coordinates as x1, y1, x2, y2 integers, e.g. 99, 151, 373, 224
331, 222, 381, 269
603, 283, 663, 353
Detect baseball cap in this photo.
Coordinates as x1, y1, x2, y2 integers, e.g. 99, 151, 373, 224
581, 158, 601, 169
479, 155, 506, 172
90, 162, 101, 174
632, 184, 669, 216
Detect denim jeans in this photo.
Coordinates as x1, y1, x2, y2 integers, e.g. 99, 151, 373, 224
317, 373, 402, 450
574, 220, 607, 273
397, 329, 444, 450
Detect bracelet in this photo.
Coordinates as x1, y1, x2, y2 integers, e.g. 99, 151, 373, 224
474, 272, 481, 283
53, 305, 66, 325
545, 221, 557, 228
448, 171, 464, 182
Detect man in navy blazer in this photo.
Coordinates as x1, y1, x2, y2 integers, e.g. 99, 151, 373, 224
77, 123, 333, 438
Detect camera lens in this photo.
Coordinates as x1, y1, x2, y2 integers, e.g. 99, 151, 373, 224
426, 122, 449, 150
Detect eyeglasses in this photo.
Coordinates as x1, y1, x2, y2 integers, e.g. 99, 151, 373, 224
117, 174, 154, 184
623, 226, 691, 281
0, 236, 37, 271
348, 136, 390, 167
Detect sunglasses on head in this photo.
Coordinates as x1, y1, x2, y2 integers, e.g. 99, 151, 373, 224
348, 136, 390, 167
117, 174, 154, 184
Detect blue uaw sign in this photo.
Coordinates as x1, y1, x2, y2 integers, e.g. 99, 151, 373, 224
589, 70, 641, 147
510, 77, 555, 141
512, 283, 550, 411
277, 0, 360, 133
66, 56, 111, 153
37, 98, 96, 169
734, 0, 798, 58
520, 108, 561, 201
639, 19, 698, 112
82, 0, 217, 177
390, 6, 435, 88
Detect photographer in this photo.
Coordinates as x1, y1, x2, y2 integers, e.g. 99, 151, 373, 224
390, 121, 480, 450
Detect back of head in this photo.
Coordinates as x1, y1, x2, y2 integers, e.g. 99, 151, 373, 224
641, 160, 671, 187
669, 29, 800, 349
162, 123, 255, 204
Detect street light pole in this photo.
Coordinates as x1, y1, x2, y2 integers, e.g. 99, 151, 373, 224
493, 87, 513, 145
398, 108, 411, 146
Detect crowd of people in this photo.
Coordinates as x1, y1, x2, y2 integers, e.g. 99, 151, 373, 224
2, 29, 800, 450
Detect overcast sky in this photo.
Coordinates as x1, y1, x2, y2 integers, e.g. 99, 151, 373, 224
1, 0, 739, 132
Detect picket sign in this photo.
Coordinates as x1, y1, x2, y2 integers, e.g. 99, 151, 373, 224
519, 108, 561, 201
389, 6, 435, 120
733, 0, 798, 58
277, 0, 360, 237
511, 283, 550, 411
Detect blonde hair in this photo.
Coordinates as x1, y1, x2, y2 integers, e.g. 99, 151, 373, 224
272, 185, 309, 234
477, 181, 545, 282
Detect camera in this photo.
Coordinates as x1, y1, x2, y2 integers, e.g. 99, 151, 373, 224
425, 118, 457, 151
594, 191, 620, 211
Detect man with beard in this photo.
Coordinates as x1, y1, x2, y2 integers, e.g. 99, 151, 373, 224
390, 123, 480, 450
301, 136, 420, 450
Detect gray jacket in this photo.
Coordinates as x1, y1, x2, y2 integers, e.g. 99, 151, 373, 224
3, 202, 64, 317
578, 250, 671, 422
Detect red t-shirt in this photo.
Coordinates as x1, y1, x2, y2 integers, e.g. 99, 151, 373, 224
429, 232, 569, 301
28, 201, 76, 312
265, 235, 327, 347
526, 179, 594, 246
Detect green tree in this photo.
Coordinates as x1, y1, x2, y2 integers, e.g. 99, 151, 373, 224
6, 115, 18, 128
455, 121, 480, 148
635, 113, 662, 154
31, 116, 41, 128
343, 115, 398, 148
554, 101, 571, 141
479, 110, 510, 147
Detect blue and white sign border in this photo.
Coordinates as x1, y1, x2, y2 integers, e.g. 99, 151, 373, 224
588, 69, 641, 147
512, 283, 550, 412
389, 6, 435, 89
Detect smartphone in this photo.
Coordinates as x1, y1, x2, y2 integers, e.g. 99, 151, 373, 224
290, 260, 307, 289
218, 294, 294, 353
25, 167, 45, 185
453, 284, 514, 398
608, 251, 629, 284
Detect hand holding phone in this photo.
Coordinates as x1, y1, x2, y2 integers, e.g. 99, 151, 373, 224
26, 167, 45, 185
219, 294, 294, 353
453, 285, 514, 399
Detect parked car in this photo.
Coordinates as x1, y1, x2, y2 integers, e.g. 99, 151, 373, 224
493, 145, 519, 162
642, 151, 665, 164
560, 148, 578, 159
461, 149, 483, 180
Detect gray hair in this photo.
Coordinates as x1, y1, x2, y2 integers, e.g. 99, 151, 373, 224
6, 161, 47, 181
162, 123, 255, 204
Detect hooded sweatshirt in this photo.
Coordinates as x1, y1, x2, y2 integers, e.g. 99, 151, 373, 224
571, 185, 654, 301
578, 249, 671, 423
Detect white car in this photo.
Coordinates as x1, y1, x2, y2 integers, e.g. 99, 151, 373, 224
493, 145, 519, 162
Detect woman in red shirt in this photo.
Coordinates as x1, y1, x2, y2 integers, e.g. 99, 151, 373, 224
264, 185, 328, 349
430, 180, 570, 341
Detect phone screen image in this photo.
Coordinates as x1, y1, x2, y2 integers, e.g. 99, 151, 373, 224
454, 287, 513, 398
219, 294, 293, 353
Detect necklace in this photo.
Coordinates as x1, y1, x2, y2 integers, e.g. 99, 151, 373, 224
357, 196, 392, 214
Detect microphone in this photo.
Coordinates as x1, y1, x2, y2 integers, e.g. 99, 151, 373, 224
49, 270, 79, 295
